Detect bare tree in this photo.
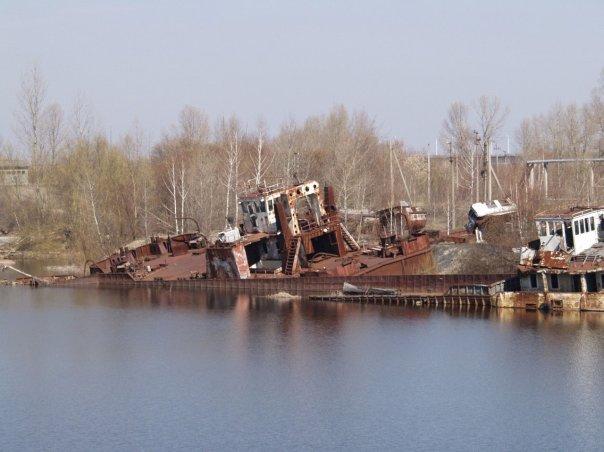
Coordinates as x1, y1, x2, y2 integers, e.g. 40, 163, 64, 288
474, 95, 509, 145
14, 65, 46, 164
250, 120, 274, 187
179, 105, 210, 145
274, 119, 301, 184
218, 116, 242, 227
161, 156, 180, 234
442, 101, 474, 196
443, 101, 472, 151
121, 124, 148, 237
588, 68, 604, 156
43, 103, 64, 163
70, 94, 95, 143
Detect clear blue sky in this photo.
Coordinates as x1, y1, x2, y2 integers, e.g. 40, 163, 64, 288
1, 0, 603, 151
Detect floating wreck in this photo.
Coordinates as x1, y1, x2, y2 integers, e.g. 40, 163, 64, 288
494, 206, 604, 311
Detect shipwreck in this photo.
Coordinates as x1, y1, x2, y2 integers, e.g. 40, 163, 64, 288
493, 206, 604, 311
88, 180, 435, 284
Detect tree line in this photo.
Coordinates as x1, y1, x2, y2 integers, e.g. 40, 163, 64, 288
0, 67, 602, 261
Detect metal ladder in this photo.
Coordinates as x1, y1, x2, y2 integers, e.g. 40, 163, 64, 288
340, 224, 360, 251
283, 236, 301, 275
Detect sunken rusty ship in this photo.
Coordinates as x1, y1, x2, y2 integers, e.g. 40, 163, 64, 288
493, 206, 604, 311
79, 180, 505, 294
90, 181, 429, 281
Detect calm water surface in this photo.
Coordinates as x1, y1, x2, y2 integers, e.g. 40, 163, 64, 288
0, 287, 602, 451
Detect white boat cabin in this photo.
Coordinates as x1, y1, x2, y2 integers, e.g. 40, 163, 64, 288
239, 180, 324, 235
534, 207, 603, 255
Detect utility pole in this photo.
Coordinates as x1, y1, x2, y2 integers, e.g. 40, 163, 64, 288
427, 149, 431, 206
448, 140, 455, 231
481, 139, 490, 201
389, 140, 394, 236
543, 162, 548, 199
589, 165, 595, 204
487, 140, 493, 201
473, 131, 481, 203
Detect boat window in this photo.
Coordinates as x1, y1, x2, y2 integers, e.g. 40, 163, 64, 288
268, 199, 274, 211
550, 274, 559, 289
574, 220, 579, 235
550, 221, 558, 235
259, 200, 266, 213
565, 224, 574, 249
248, 204, 254, 214
586, 273, 598, 292
538, 222, 547, 236
590, 217, 595, 231
530, 274, 537, 288
580, 219, 585, 234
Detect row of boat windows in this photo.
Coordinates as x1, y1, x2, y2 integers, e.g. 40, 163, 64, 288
538, 217, 598, 236
574, 217, 596, 235
529, 274, 560, 289
529, 273, 604, 290
242, 199, 274, 215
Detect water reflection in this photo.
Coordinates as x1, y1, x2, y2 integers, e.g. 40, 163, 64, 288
0, 286, 602, 450
58, 286, 604, 326
1, 258, 82, 280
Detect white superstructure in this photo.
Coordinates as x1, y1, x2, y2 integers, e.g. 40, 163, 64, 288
533, 207, 603, 255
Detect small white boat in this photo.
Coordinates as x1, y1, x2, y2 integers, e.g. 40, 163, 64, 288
342, 282, 397, 295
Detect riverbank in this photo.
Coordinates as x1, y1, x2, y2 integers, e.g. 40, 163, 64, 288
0, 233, 82, 281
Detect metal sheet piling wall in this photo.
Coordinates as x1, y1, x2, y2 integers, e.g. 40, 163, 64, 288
82, 273, 513, 295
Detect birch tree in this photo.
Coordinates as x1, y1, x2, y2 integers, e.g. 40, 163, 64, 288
250, 121, 274, 187
218, 116, 242, 227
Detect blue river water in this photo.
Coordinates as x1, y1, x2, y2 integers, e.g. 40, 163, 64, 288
0, 287, 602, 451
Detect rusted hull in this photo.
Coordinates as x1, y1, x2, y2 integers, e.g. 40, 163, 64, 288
359, 249, 434, 276
493, 291, 604, 311
206, 243, 250, 279
59, 273, 512, 295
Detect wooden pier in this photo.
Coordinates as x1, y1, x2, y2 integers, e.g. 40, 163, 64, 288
308, 293, 491, 307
